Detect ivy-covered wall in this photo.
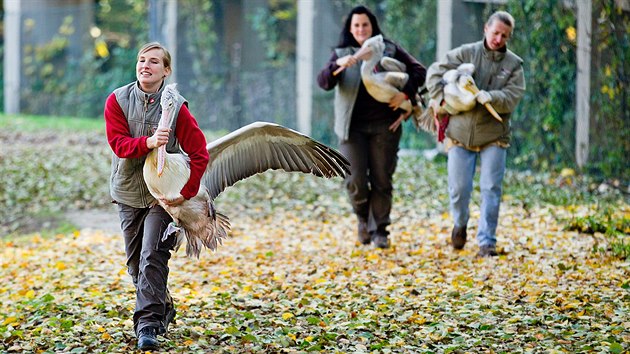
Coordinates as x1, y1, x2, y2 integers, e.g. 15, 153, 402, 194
504, 0, 628, 179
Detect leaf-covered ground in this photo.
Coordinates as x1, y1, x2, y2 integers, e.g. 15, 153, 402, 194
2, 156, 629, 353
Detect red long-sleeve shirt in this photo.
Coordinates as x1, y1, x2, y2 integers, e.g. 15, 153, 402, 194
104, 93, 209, 200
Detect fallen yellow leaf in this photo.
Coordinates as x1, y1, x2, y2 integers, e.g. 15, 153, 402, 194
3, 317, 18, 326
282, 312, 294, 320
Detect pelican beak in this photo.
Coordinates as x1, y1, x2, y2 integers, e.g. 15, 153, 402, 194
157, 146, 165, 177
462, 78, 503, 123
354, 45, 373, 61
156, 105, 173, 177
462, 77, 477, 95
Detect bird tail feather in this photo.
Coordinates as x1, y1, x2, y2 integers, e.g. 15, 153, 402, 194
415, 106, 437, 135
183, 209, 231, 258
204, 212, 231, 253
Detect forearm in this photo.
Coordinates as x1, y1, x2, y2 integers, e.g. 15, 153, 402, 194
489, 65, 526, 113
317, 52, 342, 90
175, 106, 209, 199
395, 45, 426, 103
104, 94, 151, 158
426, 47, 465, 99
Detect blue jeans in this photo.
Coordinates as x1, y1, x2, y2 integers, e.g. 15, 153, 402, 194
447, 145, 506, 247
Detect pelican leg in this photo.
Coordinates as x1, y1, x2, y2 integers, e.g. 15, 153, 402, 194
388, 110, 412, 132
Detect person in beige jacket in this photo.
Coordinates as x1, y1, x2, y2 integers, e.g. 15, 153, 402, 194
426, 11, 525, 257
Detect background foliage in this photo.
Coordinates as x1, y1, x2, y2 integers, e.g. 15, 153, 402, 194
19, 0, 146, 117
0, 0, 628, 181
505, 0, 629, 180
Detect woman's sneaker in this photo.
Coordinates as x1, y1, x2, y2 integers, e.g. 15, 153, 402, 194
137, 327, 159, 350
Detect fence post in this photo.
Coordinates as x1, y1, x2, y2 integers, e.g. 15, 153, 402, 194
296, 0, 314, 135
148, 0, 178, 83
575, 0, 592, 169
4, 0, 22, 114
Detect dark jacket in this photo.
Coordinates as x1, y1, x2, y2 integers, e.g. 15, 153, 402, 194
318, 39, 425, 140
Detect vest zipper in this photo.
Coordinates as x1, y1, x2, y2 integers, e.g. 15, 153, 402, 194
140, 93, 150, 207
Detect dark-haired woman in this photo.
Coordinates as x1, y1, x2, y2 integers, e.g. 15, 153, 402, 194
317, 5, 425, 248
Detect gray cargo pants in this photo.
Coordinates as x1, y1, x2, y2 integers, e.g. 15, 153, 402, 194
117, 202, 176, 336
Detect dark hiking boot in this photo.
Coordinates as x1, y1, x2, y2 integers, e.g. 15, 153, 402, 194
372, 226, 391, 249
357, 218, 370, 245
476, 245, 498, 258
451, 226, 467, 250
372, 234, 390, 249
137, 327, 159, 350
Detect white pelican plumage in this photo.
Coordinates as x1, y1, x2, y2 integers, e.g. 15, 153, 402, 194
144, 84, 350, 257
332, 34, 424, 131
442, 63, 477, 114
356, 35, 418, 130
416, 63, 502, 137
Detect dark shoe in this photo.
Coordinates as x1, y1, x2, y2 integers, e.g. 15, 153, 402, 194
477, 245, 498, 258
137, 327, 159, 350
357, 218, 370, 245
372, 234, 390, 249
451, 226, 467, 250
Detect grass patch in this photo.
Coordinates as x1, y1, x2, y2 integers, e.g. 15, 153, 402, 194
0, 113, 229, 140
0, 114, 105, 133
563, 206, 630, 260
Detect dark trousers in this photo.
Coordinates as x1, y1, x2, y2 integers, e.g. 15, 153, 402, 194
339, 121, 401, 235
117, 203, 175, 335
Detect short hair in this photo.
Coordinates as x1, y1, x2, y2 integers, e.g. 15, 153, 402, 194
137, 42, 172, 69
486, 11, 515, 32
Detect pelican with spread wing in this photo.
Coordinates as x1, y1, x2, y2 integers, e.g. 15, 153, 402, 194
144, 84, 350, 257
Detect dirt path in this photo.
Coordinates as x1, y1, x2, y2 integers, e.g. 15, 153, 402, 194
64, 205, 120, 234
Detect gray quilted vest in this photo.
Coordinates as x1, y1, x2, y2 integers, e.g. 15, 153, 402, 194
109, 82, 186, 208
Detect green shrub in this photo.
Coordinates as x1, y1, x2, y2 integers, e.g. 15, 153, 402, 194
564, 206, 630, 260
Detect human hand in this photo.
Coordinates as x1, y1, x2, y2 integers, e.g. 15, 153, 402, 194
476, 90, 491, 105
160, 194, 185, 207
335, 55, 358, 69
388, 92, 408, 110
146, 126, 171, 149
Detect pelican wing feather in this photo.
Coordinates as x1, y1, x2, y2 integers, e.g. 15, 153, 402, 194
203, 122, 350, 200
